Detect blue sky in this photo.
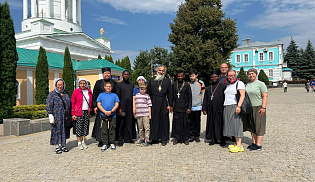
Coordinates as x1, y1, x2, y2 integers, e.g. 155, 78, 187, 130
2, 0, 315, 64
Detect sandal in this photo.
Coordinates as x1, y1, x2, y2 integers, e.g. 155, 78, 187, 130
55, 147, 62, 154
61, 146, 69, 152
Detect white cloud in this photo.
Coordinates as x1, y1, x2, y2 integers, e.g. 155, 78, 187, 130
96, 0, 183, 14
95, 15, 127, 25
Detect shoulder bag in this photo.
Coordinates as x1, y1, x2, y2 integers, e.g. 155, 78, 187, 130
57, 92, 72, 128
235, 82, 252, 115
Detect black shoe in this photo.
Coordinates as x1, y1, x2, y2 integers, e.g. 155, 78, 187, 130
209, 140, 215, 145
118, 142, 124, 147
150, 140, 158, 145
55, 147, 62, 154
247, 143, 254, 149
98, 142, 103, 147
220, 141, 226, 146
188, 137, 195, 142
124, 139, 134, 144
231, 136, 236, 142
250, 144, 262, 151
61, 146, 69, 152
195, 137, 201, 143
162, 141, 167, 146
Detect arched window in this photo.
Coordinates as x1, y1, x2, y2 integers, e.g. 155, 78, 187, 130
16, 80, 21, 100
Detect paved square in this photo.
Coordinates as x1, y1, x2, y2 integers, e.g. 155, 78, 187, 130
0, 87, 314, 181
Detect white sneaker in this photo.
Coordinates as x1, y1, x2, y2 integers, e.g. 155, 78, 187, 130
78, 144, 84, 150
82, 142, 88, 149
110, 144, 116, 150
101, 145, 108, 152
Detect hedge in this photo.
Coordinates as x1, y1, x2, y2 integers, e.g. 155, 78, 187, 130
13, 105, 47, 119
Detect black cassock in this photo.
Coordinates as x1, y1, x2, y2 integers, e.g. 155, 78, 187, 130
91, 79, 117, 143
116, 80, 136, 142
147, 77, 172, 141
171, 81, 192, 141
202, 82, 226, 141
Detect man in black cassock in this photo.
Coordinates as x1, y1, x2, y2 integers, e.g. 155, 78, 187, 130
116, 70, 136, 146
92, 67, 118, 147
171, 70, 192, 145
147, 65, 173, 146
202, 70, 226, 146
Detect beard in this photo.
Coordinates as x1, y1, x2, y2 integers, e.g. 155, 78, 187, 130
154, 73, 165, 81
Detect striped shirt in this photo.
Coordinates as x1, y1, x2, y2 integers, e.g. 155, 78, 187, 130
135, 93, 152, 117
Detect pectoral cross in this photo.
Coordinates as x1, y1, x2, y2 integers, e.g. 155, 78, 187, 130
158, 86, 162, 92
210, 95, 214, 100
177, 93, 180, 98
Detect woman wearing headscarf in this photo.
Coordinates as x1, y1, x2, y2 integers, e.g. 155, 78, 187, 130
46, 78, 71, 154
244, 68, 268, 151
202, 70, 226, 146
71, 78, 92, 150
223, 70, 245, 153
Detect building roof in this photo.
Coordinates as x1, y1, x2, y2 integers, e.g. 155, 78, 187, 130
16, 47, 124, 71
238, 40, 283, 49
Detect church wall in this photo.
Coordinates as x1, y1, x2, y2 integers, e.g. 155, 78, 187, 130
77, 73, 100, 91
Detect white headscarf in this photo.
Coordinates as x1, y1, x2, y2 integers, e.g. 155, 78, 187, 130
78, 78, 88, 88
54, 78, 65, 93
136, 76, 147, 83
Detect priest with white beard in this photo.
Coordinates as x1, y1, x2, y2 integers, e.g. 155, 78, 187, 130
147, 65, 173, 146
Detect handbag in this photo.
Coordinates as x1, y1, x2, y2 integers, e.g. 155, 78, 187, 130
235, 82, 253, 115
57, 92, 72, 128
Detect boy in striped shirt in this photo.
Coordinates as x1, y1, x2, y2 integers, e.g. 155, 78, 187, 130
134, 83, 152, 147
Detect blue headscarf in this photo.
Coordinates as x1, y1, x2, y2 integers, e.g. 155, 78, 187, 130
54, 78, 66, 93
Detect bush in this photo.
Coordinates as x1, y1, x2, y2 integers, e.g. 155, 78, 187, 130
13, 105, 47, 119
285, 79, 307, 84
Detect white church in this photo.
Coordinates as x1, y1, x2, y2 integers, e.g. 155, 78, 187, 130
15, 0, 124, 106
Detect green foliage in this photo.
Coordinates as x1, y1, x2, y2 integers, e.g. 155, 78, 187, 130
132, 50, 151, 85
0, 2, 18, 123
258, 69, 270, 85
97, 54, 102, 59
237, 67, 249, 84
284, 37, 301, 79
168, 0, 238, 85
13, 105, 47, 119
105, 55, 114, 63
121, 56, 132, 71
62, 47, 75, 97
115, 59, 121, 67
35, 46, 49, 104
300, 40, 315, 79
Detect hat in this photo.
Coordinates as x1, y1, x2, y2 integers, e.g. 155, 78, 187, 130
136, 76, 147, 83
102, 67, 111, 73
210, 70, 221, 76
78, 78, 88, 88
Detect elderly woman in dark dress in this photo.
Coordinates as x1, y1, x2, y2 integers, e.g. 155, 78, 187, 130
46, 78, 71, 154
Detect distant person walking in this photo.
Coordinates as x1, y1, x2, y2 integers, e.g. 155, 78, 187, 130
283, 81, 288, 93
312, 79, 315, 93
305, 80, 311, 93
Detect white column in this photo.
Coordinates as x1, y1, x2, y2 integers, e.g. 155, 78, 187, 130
23, 0, 28, 19
27, 70, 34, 105
61, 0, 66, 20
46, 0, 51, 18
72, 0, 77, 23
31, 0, 36, 18
77, 0, 81, 25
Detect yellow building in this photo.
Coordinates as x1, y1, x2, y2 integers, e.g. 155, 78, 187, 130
16, 48, 124, 106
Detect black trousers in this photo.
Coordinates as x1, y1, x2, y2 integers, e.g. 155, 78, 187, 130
189, 110, 201, 137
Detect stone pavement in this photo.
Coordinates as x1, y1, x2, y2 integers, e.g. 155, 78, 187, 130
0, 87, 314, 181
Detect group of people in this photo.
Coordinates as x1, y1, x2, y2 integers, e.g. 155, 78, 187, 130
46, 63, 268, 154
305, 79, 315, 93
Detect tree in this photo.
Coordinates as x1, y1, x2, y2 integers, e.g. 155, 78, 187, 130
105, 55, 114, 63
62, 47, 75, 97
121, 56, 132, 71
258, 69, 270, 86
97, 54, 102, 59
284, 37, 301, 79
237, 67, 249, 84
35, 46, 49, 104
300, 40, 315, 79
0, 2, 18, 123
115, 59, 121, 67
169, 0, 238, 85
131, 50, 152, 85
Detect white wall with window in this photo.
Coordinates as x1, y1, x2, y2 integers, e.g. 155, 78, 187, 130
268, 69, 273, 78
236, 54, 241, 63
268, 51, 274, 61
259, 52, 264, 61
243, 53, 249, 62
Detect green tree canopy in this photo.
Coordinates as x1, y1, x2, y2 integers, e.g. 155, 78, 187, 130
258, 69, 270, 86
121, 56, 132, 71
300, 40, 315, 79
169, 0, 238, 85
97, 54, 102, 59
132, 50, 152, 85
284, 37, 301, 79
35, 46, 49, 104
62, 47, 75, 97
105, 55, 114, 63
0, 2, 18, 123
115, 59, 121, 67
237, 67, 249, 84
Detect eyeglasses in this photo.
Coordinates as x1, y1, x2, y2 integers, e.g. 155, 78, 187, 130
140, 89, 146, 91
228, 75, 235, 77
